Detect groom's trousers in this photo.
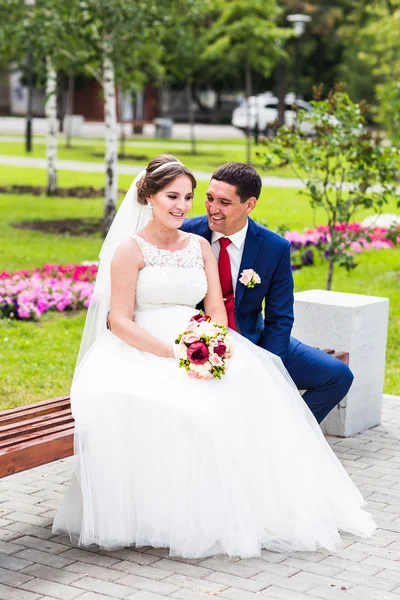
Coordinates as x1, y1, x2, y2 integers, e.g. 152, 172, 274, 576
284, 337, 354, 424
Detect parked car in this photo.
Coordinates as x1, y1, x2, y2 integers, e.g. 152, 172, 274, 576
231, 92, 314, 136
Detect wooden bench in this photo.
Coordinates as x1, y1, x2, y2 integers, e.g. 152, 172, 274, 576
0, 350, 349, 479
0, 396, 74, 478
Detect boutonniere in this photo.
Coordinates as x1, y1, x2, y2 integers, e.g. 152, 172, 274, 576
239, 269, 261, 288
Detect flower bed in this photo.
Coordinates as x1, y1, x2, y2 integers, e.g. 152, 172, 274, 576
0, 263, 98, 320
285, 222, 399, 271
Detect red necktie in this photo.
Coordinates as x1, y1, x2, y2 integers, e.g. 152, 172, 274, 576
218, 238, 236, 330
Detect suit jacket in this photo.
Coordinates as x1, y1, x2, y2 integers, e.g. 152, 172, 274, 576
181, 216, 294, 364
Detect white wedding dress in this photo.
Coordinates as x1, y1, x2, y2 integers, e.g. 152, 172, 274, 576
53, 233, 376, 558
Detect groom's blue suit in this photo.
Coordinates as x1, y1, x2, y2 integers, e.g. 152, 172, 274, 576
181, 215, 353, 423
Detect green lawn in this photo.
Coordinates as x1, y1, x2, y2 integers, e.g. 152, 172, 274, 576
0, 165, 399, 409
0, 136, 296, 179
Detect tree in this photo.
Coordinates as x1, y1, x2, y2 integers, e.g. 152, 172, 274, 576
160, 0, 210, 155
203, 0, 290, 164
0, 0, 73, 194
352, 1, 400, 144
262, 86, 400, 290
73, 0, 166, 234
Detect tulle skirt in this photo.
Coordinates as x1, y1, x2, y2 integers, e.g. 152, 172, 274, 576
52, 305, 376, 558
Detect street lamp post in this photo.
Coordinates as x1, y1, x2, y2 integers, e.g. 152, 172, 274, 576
25, 0, 35, 153
286, 14, 311, 100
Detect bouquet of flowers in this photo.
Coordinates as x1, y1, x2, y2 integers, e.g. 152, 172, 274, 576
174, 313, 234, 379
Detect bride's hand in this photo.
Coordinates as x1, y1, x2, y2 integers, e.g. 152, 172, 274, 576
161, 345, 176, 359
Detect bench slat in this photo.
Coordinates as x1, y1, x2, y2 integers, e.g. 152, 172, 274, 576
0, 421, 74, 450
0, 427, 74, 477
0, 397, 71, 426
0, 411, 74, 443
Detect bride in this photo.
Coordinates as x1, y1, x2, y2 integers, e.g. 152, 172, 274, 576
53, 155, 376, 558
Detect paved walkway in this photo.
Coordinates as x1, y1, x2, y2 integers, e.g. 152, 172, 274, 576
0, 119, 244, 140
0, 394, 399, 600
0, 154, 305, 189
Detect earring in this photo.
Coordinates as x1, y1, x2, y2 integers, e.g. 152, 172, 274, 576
147, 202, 153, 221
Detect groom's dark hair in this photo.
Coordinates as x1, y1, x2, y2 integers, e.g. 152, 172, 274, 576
211, 162, 262, 203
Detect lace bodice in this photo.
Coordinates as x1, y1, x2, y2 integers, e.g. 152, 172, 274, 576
132, 234, 207, 311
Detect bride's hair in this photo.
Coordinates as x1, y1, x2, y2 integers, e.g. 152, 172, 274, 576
136, 154, 197, 205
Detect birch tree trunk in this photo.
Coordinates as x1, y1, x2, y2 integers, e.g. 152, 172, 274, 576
45, 57, 58, 195
103, 50, 118, 236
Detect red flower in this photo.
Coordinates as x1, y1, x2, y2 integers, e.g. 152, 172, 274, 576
190, 313, 212, 324
214, 343, 226, 357
187, 341, 209, 364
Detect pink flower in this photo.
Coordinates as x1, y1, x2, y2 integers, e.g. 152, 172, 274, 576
187, 341, 209, 365
214, 343, 226, 357
182, 334, 198, 345
190, 313, 211, 324
239, 269, 261, 288
209, 353, 223, 367
239, 271, 252, 286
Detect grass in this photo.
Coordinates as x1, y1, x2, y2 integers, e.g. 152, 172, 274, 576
0, 164, 399, 409
0, 136, 297, 179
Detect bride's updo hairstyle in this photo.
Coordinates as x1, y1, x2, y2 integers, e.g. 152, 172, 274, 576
136, 154, 197, 205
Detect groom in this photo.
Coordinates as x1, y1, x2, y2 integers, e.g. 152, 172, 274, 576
181, 162, 353, 423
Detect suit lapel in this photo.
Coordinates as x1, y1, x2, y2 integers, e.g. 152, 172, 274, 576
235, 218, 263, 308
197, 218, 212, 243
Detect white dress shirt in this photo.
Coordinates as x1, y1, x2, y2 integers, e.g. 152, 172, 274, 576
211, 221, 249, 296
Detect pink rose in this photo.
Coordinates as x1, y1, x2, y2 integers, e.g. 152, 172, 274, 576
187, 341, 209, 365
183, 334, 198, 345
209, 354, 223, 367
239, 272, 252, 286
214, 343, 226, 357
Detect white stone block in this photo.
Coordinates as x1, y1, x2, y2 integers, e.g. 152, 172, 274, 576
292, 289, 389, 437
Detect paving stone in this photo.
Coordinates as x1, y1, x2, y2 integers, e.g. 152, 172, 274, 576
363, 556, 400, 573
0, 553, 33, 570
22, 563, 84, 585
71, 594, 120, 600
205, 571, 267, 593
65, 561, 130, 582
6, 512, 52, 528
0, 540, 25, 555
0, 566, 33, 586
19, 577, 85, 599
100, 550, 160, 566
14, 548, 75, 569
6, 522, 55, 540
218, 586, 266, 599
13, 536, 69, 554
289, 570, 357, 589
0, 582, 42, 600
335, 569, 399, 592
0, 501, 51, 516
169, 589, 215, 600
70, 575, 134, 598
59, 548, 121, 568
127, 592, 172, 600
162, 573, 226, 594
344, 585, 400, 600
280, 557, 343, 578
112, 561, 171, 580
114, 574, 180, 595
260, 585, 316, 599
150, 557, 212, 578
197, 557, 262, 578
317, 555, 381, 576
